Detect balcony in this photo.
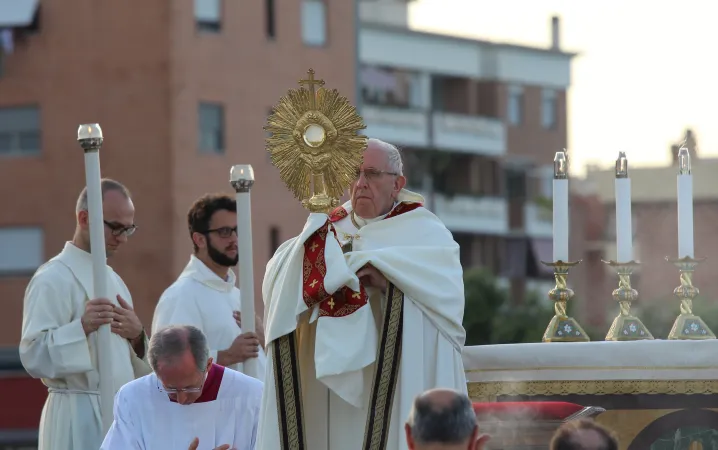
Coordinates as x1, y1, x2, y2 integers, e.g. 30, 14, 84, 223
423, 192, 508, 234
432, 112, 506, 156
358, 1, 409, 27
524, 202, 553, 238
361, 106, 506, 156
362, 105, 429, 147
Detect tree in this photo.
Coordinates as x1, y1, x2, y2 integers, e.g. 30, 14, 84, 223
463, 267, 555, 345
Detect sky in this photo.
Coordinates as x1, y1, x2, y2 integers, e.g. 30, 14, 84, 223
408, 0, 718, 176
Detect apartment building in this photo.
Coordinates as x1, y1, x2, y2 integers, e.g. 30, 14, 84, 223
358, 0, 575, 301
0, 0, 355, 445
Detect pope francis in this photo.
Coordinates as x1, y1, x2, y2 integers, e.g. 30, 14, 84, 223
257, 138, 468, 450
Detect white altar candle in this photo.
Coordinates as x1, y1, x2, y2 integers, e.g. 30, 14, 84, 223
230, 165, 259, 380
677, 147, 694, 258
552, 151, 569, 262
614, 152, 633, 262
76, 123, 114, 435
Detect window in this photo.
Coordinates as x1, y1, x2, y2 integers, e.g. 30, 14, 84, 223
505, 168, 527, 200
269, 226, 280, 256
265, 0, 276, 39
302, 1, 327, 47
195, 0, 221, 32
198, 102, 224, 154
0, 105, 41, 156
360, 65, 423, 109
541, 89, 557, 129
0, 227, 43, 275
507, 85, 523, 126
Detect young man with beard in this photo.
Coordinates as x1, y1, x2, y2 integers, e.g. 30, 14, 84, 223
152, 194, 266, 378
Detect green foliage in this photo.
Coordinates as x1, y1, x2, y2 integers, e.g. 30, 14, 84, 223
463, 268, 555, 345
534, 195, 553, 210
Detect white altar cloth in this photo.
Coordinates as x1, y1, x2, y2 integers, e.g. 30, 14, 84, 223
463, 340, 718, 383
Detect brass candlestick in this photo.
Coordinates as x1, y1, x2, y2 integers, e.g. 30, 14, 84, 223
541, 260, 589, 342
666, 256, 715, 340
603, 260, 653, 341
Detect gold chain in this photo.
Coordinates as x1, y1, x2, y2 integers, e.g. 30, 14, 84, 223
350, 210, 361, 229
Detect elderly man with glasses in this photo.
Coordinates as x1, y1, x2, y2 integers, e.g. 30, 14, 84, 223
258, 138, 468, 450
101, 324, 263, 450
20, 178, 150, 450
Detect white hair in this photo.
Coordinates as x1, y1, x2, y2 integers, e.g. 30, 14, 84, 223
367, 138, 404, 176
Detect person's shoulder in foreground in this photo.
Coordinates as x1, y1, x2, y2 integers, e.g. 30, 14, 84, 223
114, 370, 156, 403
221, 366, 264, 402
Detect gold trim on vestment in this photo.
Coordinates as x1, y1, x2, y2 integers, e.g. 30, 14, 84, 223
362, 284, 404, 450
273, 333, 306, 449
467, 379, 718, 402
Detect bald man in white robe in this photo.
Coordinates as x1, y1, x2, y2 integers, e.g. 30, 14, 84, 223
20, 179, 150, 450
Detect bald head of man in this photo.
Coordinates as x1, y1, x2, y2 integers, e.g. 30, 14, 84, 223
550, 419, 618, 450
405, 388, 490, 450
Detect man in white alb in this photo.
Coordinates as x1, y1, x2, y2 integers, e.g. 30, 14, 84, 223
19, 179, 151, 450
258, 138, 468, 450
101, 324, 263, 450
152, 193, 266, 376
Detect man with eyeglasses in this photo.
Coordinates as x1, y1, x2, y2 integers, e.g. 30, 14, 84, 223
101, 324, 263, 450
152, 193, 266, 378
20, 178, 151, 450
258, 138, 467, 450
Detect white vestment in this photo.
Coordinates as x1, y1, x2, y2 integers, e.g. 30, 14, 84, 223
257, 190, 467, 450
100, 365, 263, 450
19, 242, 151, 450
152, 255, 267, 377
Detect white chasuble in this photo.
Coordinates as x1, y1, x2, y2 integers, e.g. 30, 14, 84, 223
19, 242, 151, 450
257, 189, 468, 450
100, 364, 263, 450
152, 255, 267, 377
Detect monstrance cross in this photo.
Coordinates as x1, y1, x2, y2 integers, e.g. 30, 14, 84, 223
299, 69, 325, 109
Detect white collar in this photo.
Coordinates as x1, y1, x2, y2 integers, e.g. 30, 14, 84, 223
53, 242, 115, 300
352, 203, 396, 229
178, 255, 237, 293
351, 189, 425, 228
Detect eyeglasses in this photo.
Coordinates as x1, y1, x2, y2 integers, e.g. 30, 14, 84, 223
204, 226, 238, 238
157, 370, 207, 395
355, 169, 397, 181
104, 220, 137, 237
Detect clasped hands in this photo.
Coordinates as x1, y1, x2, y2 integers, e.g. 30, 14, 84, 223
356, 263, 387, 292
81, 295, 143, 343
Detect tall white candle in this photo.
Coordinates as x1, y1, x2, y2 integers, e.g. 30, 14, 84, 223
76, 123, 114, 435
677, 147, 694, 258
552, 151, 569, 262
230, 165, 259, 379
614, 152, 633, 262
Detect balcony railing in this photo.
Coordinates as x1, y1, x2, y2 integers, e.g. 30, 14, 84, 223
422, 192, 509, 235
432, 112, 506, 156
362, 105, 429, 147
360, 105, 506, 156
524, 202, 553, 238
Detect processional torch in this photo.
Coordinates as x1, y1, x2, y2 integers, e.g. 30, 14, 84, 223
77, 123, 115, 434
230, 165, 259, 379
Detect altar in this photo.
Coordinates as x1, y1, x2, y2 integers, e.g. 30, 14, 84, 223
463, 340, 718, 449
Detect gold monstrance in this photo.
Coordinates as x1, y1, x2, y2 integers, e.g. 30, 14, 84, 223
265, 69, 368, 213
